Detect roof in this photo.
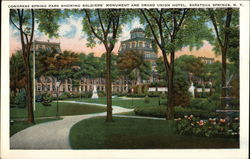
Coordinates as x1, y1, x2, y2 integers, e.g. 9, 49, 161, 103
121, 37, 153, 43
130, 28, 144, 33
33, 40, 60, 46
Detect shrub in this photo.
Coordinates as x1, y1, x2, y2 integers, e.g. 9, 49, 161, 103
35, 95, 42, 102
134, 106, 218, 119
144, 95, 150, 104
14, 89, 26, 108
174, 106, 218, 119
189, 98, 218, 112
126, 93, 145, 98
175, 115, 239, 137
41, 93, 53, 106
114, 93, 128, 97
10, 91, 16, 105
58, 92, 71, 100
160, 93, 166, 99
134, 106, 166, 118
80, 91, 92, 98
98, 91, 106, 97
147, 92, 161, 97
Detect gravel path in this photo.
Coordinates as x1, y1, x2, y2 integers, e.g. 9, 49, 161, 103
10, 101, 164, 149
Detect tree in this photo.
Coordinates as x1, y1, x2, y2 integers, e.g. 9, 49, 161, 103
10, 51, 26, 92
10, 9, 36, 123
36, 49, 79, 86
10, 9, 62, 123
140, 9, 213, 119
208, 8, 238, 108
81, 9, 132, 122
117, 50, 151, 85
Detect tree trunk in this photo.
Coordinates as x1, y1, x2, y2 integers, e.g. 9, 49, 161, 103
106, 51, 113, 122
166, 69, 174, 120
24, 53, 35, 123
221, 47, 227, 108
18, 9, 35, 123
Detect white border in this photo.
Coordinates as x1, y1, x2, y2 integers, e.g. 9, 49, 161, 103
1, 1, 249, 159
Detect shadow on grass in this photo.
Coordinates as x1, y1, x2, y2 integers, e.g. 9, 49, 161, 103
70, 117, 239, 149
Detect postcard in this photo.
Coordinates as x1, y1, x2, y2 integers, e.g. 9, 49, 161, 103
1, 0, 249, 159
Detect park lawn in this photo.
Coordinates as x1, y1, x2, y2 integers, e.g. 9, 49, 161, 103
70, 117, 239, 149
64, 97, 165, 109
10, 102, 106, 119
10, 118, 61, 137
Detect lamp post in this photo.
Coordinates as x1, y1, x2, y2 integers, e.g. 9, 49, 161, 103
33, 40, 36, 111
56, 81, 61, 118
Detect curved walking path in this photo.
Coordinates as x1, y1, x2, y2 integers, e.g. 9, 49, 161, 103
10, 101, 163, 149
10, 101, 135, 149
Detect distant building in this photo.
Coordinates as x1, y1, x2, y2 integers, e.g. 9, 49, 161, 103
36, 76, 135, 96
32, 40, 61, 53
198, 56, 215, 64
34, 40, 135, 96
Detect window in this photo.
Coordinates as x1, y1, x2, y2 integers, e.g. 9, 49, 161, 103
145, 43, 150, 48
132, 42, 135, 48
139, 42, 143, 48
68, 85, 71, 91
126, 43, 130, 49
37, 84, 41, 91
63, 85, 66, 92
47, 85, 50, 91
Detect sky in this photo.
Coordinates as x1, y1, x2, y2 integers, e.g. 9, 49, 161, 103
9, 14, 221, 61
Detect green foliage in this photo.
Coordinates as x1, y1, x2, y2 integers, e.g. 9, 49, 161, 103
58, 92, 71, 100
126, 93, 146, 98
144, 95, 150, 104
13, 89, 27, 108
35, 10, 64, 38
117, 50, 151, 81
41, 93, 53, 106
175, 115, 239, 137
134, 106, 166, 118
10, 91, 16, 105
172, 65, 191, 107
80, 91, 93, 98
81, 9, 134, 48
10, 51, 26, 91
189, 98, 218, 112
134, 106, 218, 119
147, 92, 161, 97
98, 91, 106, 97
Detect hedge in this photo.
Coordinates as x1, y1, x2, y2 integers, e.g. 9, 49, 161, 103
134, 106, 219, 119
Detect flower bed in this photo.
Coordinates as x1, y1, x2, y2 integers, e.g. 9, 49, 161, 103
175, 115, 239, 137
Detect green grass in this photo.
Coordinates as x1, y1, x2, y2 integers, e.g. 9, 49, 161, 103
64, 97, 164, 109
69, 117, 239, 149
10, 102, 106, 119
10, 118, 61, 137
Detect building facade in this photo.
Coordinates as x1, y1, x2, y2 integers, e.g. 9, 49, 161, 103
34, 40, 136, 96
118, 28, 157, 71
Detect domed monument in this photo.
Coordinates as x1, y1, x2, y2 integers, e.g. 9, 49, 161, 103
118, 28, 157, 71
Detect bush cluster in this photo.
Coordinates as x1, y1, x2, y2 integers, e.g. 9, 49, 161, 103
175, 115, 239, 137
147, 92, 161, 97
57, 91, 93, 100
98, 91, 106, 97
41, 93, 53, 106
126, 93, 146, 98
134, 106, 218, 119
189, 98, 218, 112
10, 89, 27, 108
